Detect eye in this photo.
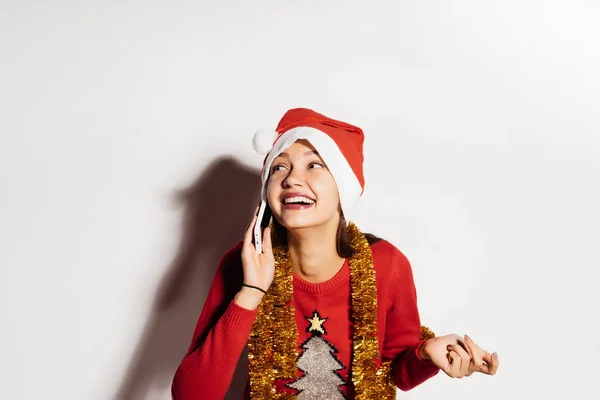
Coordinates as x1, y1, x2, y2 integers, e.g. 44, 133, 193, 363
272, 164, 287, 173
308, 162, 325, 169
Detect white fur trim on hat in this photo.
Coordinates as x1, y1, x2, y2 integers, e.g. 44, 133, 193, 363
260, 127, 363, 219
252, 129, 279, 155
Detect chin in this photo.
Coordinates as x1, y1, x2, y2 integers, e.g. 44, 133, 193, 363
277, 212, 338, 232
277, 216, 316, 230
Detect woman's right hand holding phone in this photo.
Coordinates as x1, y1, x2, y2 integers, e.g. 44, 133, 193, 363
235, 206, 275, 310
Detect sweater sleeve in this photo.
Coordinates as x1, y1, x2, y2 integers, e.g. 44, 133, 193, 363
171, 242, 258, 400
380, 244, 440, 391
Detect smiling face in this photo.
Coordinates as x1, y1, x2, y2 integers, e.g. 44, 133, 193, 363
266, 139, 341, 232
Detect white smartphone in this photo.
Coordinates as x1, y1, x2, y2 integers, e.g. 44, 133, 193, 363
253, 200, 272, 254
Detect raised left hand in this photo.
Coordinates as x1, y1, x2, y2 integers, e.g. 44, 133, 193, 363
420, 334, 499, 378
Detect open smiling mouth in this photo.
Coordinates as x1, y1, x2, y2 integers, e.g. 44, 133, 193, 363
281, 196, 315, 210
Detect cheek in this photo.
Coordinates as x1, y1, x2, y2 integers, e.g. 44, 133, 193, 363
266, 178, 281, 203
312, 176, 339, 207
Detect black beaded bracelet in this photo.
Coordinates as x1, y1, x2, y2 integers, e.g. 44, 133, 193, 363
242, 283, 267, 294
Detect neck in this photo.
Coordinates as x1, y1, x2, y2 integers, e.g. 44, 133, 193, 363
287, 221, 346, 283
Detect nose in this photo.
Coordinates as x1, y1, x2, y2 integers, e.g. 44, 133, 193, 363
282, 167, 305, 188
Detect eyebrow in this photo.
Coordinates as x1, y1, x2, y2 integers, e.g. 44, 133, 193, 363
277, 150, 320, 158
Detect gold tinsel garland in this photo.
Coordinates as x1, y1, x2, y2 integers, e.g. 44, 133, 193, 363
346, 222, 395, 399
248, 237, 297, 399
248, 222, 434, 399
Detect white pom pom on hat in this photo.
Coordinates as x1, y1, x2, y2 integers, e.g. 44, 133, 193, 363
252, 128, 279, 155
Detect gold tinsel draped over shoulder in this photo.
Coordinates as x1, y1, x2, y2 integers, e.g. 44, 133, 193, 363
247, 222, 434, 399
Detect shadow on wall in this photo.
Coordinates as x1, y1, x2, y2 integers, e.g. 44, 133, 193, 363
115, 156, 261, 400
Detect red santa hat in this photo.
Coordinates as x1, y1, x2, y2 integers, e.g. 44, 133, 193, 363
253, 108, 365, 217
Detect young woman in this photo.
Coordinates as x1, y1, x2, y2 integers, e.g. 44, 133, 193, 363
172, 108, 499, 399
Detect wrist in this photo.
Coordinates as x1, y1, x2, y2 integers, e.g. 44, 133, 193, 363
418, 339, 431, 361
234, 287, 264, 310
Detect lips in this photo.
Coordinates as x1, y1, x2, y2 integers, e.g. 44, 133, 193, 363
280, 193, 316, 210
280, 193, 315, 204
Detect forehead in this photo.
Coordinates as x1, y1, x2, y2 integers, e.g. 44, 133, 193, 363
275, 139, 321, 158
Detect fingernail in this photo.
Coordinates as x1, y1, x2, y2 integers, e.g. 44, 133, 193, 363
493, 352, 498, 359
464, 334, 470, 341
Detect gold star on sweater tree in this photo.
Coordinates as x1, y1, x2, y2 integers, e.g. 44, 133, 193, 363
306, 311, 327, 335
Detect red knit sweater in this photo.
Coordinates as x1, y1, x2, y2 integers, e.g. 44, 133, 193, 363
172, 239, 439, 399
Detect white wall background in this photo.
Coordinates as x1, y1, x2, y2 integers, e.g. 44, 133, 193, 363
1, 1, 599, 399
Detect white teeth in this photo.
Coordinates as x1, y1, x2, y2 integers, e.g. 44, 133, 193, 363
284, 196, 315, 204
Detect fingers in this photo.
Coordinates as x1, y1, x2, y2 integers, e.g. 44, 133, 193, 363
458, 341, 477, 376
242, 206, 260, 252
465, 335, 499, 376
447, 344, 470, 378
464, 335, 484, 356
262, 226, 273, 257
462, 335, 484, 376
445, 350, 462, 377
490, 352, 499, 375
458, 337, 474, 360
463, 335, 484, 369
483, 351, 499, 375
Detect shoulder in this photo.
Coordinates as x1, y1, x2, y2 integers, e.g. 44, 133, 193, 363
369, 239, 414, 282
370, 239, 411, 267
369, 239, 418, 307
